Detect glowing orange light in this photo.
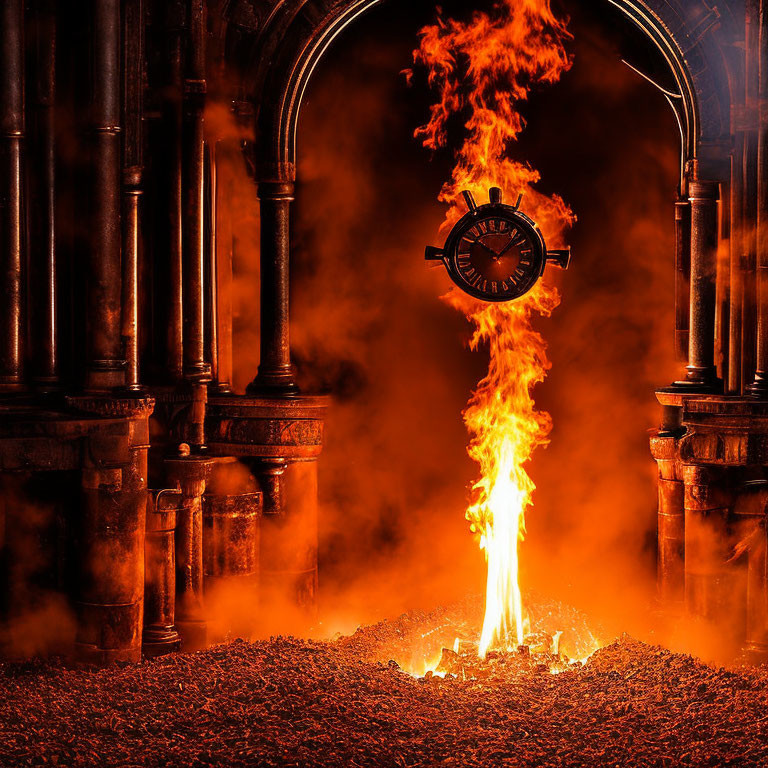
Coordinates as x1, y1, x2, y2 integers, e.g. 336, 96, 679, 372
414, 0, 575, 656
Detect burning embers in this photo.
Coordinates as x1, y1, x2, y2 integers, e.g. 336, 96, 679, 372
412, 1, 574, 657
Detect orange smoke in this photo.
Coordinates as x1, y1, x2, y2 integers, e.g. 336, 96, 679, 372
413, 0, 574, 654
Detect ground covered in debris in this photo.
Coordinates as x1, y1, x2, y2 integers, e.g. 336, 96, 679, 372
2, 602, 768, 767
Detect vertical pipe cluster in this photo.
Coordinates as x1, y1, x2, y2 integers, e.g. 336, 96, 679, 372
28, 0, 57, 390
85, 0, 124, 392
0, 0, 25, 391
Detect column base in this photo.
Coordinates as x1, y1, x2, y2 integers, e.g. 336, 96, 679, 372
247, 365, 299, 396
746, 374, 768, 398
142, 625, 182, 657
669, 375, 723, 394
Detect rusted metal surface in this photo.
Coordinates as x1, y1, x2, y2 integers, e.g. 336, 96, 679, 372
206, 395, 329, 458
121, 0, 145, 392
247, 181, 298, 394
69, 396, 155, 664
27, 0, 57, 390
749, 0, 768, 395
0, 0, 25, 392
165, 448, 213, 651
650, 434, 685, 606
182, 0, 211, 383
143, 489, 182, 656
683, 180, 721, 390
674, 200, 691, 364
84, 0, 125, 392
730, 134, 745, 394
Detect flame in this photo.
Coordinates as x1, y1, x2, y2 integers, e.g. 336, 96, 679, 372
413, 1, 575, 656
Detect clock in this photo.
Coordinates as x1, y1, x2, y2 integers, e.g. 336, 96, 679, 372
425, 187, 571, 303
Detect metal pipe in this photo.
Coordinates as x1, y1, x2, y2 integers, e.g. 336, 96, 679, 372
745, 0, 760, 389
121, 0, 144, 392
166, 447, 213, 651
85, 0, 124, 391
206, 143, 219, 383
213, 141, 233, 394
751, 0, 768, 395
0, 0, 25, 391
165, 10, 184, 381
247, 181, 298, 395
650, 435, 684, 606
28, 0, 57, 389
181, 0, 211, 382
684, 180, 721, 389
675, 200, 691, 363
730, 134, 746, 394
143, 489, 182, 656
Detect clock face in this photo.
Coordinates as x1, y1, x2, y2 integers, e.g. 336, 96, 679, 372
445, 210, 545, 302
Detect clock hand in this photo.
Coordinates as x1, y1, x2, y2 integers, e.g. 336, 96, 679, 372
496, 234, 524, 258
475, 239, 501, 258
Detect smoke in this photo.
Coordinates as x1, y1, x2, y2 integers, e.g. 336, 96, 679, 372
282, 0, 684, 644
0, 475, 77, 658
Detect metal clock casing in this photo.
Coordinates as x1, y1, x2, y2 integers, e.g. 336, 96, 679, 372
425, 187, 571, 303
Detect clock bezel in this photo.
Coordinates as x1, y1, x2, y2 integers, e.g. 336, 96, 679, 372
442, 202, 548, 303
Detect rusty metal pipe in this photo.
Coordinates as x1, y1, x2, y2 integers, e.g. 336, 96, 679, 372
212, 140, 233, 394
28, 0, 57, 389
675, 200, 691, 364
247, 181, 298, 394
0, 0, 25, 391
182, 0, 210, 382
166, 448, 213, 651
165, 12, 184, 381
745, 0, 760, 389
121, 0, 144, 392
751, 0, 768, 395
650, 435, 684, 606
206, 144, 219, 384
684, 181, 721, 390
143, 489, 182, 656
85, 0, 124, 391
730, 134, 746, 394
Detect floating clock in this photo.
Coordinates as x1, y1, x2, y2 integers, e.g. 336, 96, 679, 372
425, 187, 571, 303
